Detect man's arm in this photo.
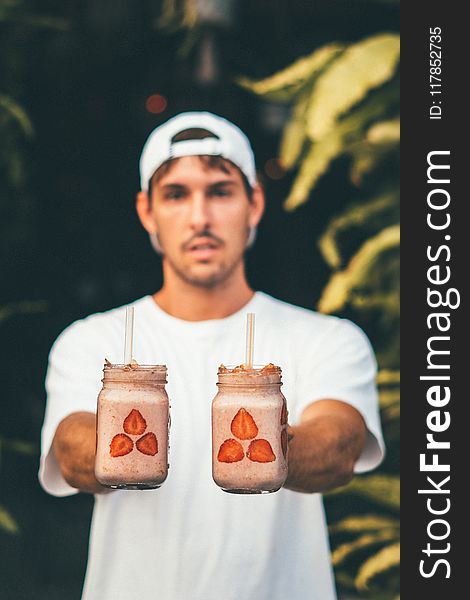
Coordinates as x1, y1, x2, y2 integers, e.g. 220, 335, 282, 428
52, 411, 108, 494
284, 399, 367, 494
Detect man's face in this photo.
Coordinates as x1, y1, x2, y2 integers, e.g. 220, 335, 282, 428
137, 156, 264, 288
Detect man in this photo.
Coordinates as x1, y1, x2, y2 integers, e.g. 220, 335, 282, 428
39, 111, 384, 600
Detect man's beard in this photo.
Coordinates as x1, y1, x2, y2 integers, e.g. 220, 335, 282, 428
155, 226, 250, 289
164, 253, 243, 289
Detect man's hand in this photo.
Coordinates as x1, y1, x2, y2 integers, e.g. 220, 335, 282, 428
284, 399, 367, 494
52, 411, 109, 494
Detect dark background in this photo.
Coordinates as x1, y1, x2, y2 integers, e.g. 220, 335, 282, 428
1, 2, 399, 598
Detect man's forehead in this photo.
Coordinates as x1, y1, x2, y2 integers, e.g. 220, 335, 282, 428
153, 155, 242, 186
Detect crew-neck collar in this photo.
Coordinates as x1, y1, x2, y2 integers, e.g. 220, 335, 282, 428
140, 291, 266, 336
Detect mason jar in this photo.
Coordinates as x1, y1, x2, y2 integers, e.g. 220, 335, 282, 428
95, 363, 170, 490
212, 364, 288, 494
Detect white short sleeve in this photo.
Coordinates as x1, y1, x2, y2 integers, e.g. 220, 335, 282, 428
296, 318, 385, 473
39, 320, 105, 497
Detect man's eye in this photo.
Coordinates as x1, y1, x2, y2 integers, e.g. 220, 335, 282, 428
165, 191, 185, 200
210, 189, 231, 197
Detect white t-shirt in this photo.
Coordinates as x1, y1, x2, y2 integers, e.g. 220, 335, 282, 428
39, 292, 384, 600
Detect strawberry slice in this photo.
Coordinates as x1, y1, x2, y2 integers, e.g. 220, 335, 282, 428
231, 408, 258, 440
281, 429, 288, 458
217, 439, 244, 463
109, 434, 133, 457
246, 439, 276, 463
280, 401, 288, 426
136, 432, 158, 456
123, 409, 147, 435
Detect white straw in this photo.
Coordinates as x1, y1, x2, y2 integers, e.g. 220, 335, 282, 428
245, 313, 255, 369
124, 306, 135, 365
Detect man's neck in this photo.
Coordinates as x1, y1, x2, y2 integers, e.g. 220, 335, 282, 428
153, 264, 255, 322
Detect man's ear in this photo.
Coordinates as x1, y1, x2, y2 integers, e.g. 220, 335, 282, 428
249, 183, 265, 229
136, 191, 157, 234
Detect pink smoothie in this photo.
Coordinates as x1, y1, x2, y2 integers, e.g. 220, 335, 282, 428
212, 364, 288, 493
95, 364, 169, 489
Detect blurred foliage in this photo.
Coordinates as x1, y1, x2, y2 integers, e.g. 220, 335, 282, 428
0, 88, 35, 255
156, 0, 236, 57
241, 32, 400, 599
239, 32, 399, 211
0, 504, 19, 535
0, 300, 48, 324
0, 0, 68, 281
0, 433, 37, 535
158, 0, 198, 30
0, 0, 68, 29
156, 0, 202, 56
0, 302, 43, 535
0, 0, 57, 538
0, 0, 68, 192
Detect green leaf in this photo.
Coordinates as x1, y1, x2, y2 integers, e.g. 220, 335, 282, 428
1, 438, 37, 455
331, 475, 400, 510
349, 125, 399, 185
318, 225, 400, 313
0, 505, 19, 535
350, 291, 400, 316
382, 402, 400, 422
306, 33, 400, 140
0, 94, 34, 138
355, 542, 400, 591
283, 85, 399, 210
0, 300, 48, 324
343, 80, 400, 135
379, 388, 400, 409
332, 530, 398, 567
319, 193, 398, 268
237, 44, 344, 102
349, 144, 397, 187
334, 571, 356, 590
181, 0, 197, 28
279, 91, 310, 169
284, 130, 343, 211
330, 514, 399, 535
367, 118, 400, 144
158, 0, 197, 31
377, 370, 400, 385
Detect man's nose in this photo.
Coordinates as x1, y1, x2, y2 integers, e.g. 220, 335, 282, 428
189, 194, 211, 231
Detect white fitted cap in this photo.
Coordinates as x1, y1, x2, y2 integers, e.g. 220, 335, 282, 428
139, 111, 257, 192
